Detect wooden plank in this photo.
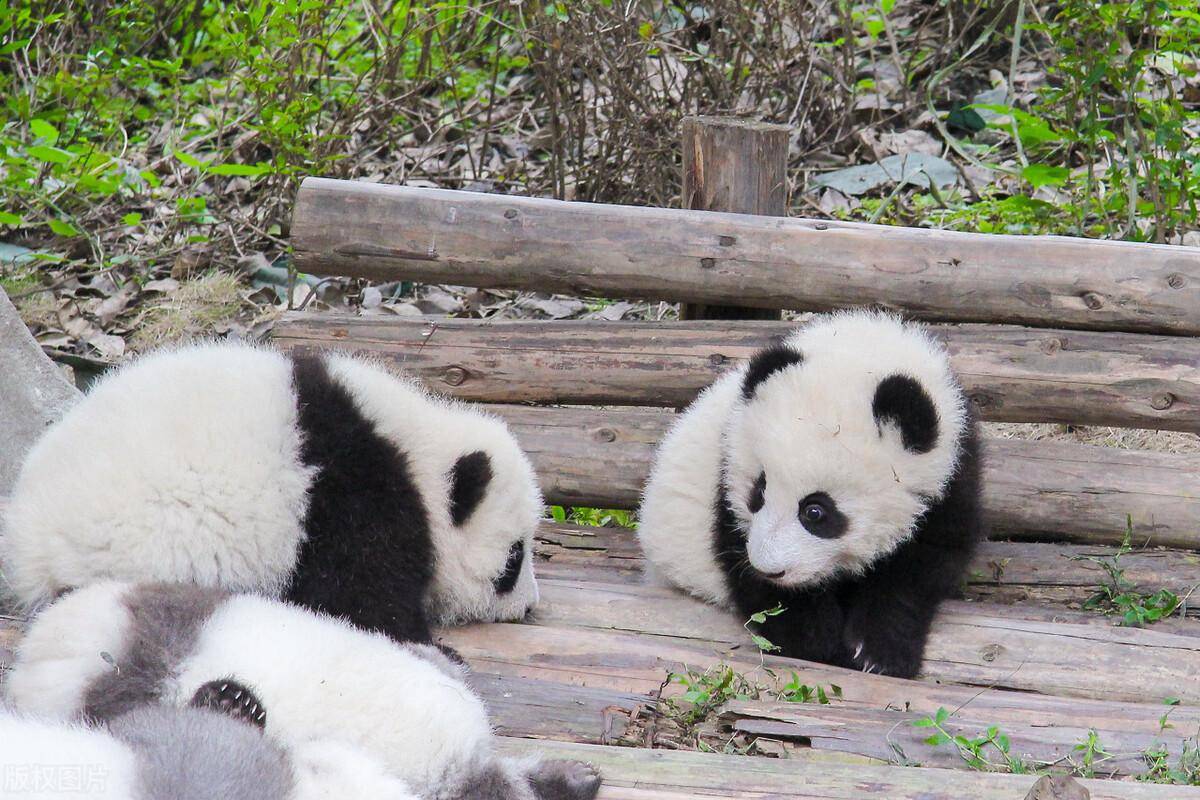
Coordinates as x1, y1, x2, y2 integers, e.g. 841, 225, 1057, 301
290, 178, 1200, 335
535, 523, 1200, 614
518, 576, 1200, 704
495, 738, 1198, 799
272, 315, 1200, 432
678, 116, 786, 321
493, 405, 1200, 550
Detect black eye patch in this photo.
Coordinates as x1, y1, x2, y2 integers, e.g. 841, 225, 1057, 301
740, 345, 804, 400
872, 374, 939, 454
747, 471, 766, 513
449, 450, 493, 526
492, 540, 525, 594
797, 492, 848, 539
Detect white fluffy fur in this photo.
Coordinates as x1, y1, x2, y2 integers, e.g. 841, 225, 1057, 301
638, 310, 967, 600
0, 341, 542, 623
0, 711, 416, 800
7, 583, 502, 800
0, 714, 138, 800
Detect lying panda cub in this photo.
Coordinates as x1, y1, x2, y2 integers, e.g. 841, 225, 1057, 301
1, 681, 418, 800
6, 582, 602, 800
638, 310, 982, 678
1, 342, 543, 640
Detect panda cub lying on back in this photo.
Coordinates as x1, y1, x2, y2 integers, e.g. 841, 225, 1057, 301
7, 582, 602, 800
638, 310, 982, 678
1, 681, 418, 799
2, 342, 543, 642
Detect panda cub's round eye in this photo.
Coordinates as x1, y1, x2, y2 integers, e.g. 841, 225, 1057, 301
797, 492, 847, 539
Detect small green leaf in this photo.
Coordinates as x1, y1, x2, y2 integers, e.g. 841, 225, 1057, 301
0, 211, 23, 226
912, 717, 935, 728
209, 162, 271, 177
750, 634, 779, 653
638, 21, 653, 39
48, 218, 79, 237
29, 118, 59, 144
935, 707, 949, 725
27, 144, 74, 164
173, 149, 207, 169
1022, 164, 1070, 188
121, 212, 143, 226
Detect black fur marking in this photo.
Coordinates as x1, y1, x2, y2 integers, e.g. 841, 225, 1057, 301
797, 492, 848, 539
191, 679, 268, 729
450, 450, 494, 526
714, 413, 982, 679
746, 471, 766, 514
872, 374, 939, 454
82, 583, 226, 722
287, 355, 436, 644
492, 539, 525, 595
740, 345, 803, 400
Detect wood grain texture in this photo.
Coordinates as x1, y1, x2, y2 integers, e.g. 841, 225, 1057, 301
489, 405, 1200, 549
447, 587, 1200, 706
494, 738, 1200, 799
272, 314, 1200, 431
290, 178, 1200, 334
679, 116, 787, 321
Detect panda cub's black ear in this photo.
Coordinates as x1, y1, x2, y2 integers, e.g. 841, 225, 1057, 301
873, 374, 939, 454
449, 450, 493, 526
741, 344, 804, 400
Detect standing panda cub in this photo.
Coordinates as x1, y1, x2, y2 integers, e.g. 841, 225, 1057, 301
1, 342, 543, 641
6, 582, 603, 800
638, 310, 982, 678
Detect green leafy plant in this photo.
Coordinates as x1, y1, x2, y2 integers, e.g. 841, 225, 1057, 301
547, 506, 635, 528
744, 603, 785, 654
913, 707, 1030, 773
1073, 519, 1183, 627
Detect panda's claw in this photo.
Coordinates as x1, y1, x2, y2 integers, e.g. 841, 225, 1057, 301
190, 678, 268, 729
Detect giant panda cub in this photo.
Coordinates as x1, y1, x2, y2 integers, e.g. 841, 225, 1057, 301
6, 581, 603, 800
1, 681, 418, 799
1, 341, 543, 641
638, 310, 982, 679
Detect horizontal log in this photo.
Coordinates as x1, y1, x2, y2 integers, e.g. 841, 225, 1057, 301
519, 577, 1200, 704
535, 523, 1200, 617
495, 739, 1189, 799
494, 405, 1200, 550
290, 178, 1200, 335
272, 315, 1200, 432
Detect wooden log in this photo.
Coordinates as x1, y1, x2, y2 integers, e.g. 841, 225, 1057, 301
493, 738, 1194, 799
534, 523, 1200, 614
678, 116, 787, 321
290, 178, 1200, 335
271, 315, 1200, 432
720, 702, 1184, 777
492, 405, 1200, 550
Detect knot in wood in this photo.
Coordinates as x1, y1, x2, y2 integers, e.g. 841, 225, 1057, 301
442, 366, 468, 386
1081, 292, 1104, 310
503, 208, 519, 220
1167, 273, 1186, 289
968, 391, 994, 409
1039, 337, 1063, 355
718, 235, 736, 247
980, 643, 1004, 663
700, 257, 716, 269
1151, 392, 1175, 411
708, 353, 727, 367
814, 223, 829, 231
594, 427, 617, 443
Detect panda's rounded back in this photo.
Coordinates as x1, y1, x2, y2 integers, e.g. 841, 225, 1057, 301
1, 342, 311, 606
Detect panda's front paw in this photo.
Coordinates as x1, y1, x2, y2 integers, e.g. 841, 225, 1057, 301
528, 760, 602, 800
845, 627, 923, 679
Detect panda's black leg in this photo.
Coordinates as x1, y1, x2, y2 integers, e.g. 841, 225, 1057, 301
751, 590, 853, 667
190, 678, 268, 729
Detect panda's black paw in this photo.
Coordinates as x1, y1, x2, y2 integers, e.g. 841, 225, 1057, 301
190, 679, 267, 729
528, 760, 602, 800
848, 638, 922, 679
